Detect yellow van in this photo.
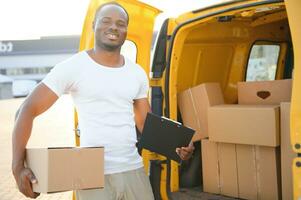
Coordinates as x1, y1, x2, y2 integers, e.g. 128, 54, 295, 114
76, 0, 301, 199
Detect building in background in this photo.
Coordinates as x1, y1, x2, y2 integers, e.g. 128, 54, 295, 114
0, 35, 80, 81
0, 32, 158, 99
0, 35, 80, 98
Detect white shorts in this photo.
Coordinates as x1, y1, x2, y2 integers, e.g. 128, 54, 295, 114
76, 167, 154, 200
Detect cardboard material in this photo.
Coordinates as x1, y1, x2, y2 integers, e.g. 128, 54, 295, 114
178, 83, 224, 141
236, 145, 280, 200
26, 147, 104, 193
201, 139, 220, 194
238, 79, 292, 105
281, 102, 296, 200
201, 140, 238, 197
208, 104, 280, 146
256, 146, 281, 200
218, 143, 239, 198
236, 145, 257, 200
201, 140, 280, 199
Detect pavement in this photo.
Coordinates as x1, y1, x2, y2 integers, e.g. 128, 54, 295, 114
0, 95, 75, 200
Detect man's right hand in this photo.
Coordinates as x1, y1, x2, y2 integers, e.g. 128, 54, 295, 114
12, 83, 58, 198
13, 167, 40, 198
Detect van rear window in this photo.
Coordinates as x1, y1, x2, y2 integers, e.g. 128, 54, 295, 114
246, 44, 280, 81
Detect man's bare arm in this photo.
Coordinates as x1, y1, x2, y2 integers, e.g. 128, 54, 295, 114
133, 98, 151, 133
12, 83, 58, 198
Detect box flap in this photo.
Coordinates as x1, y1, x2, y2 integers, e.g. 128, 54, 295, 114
178, 88, 202, 141
238, 79, 292, 105
178, 82, 224, 141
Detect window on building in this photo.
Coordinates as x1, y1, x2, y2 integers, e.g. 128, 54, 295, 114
246, 44, 280, 81
3, 67, 52, 76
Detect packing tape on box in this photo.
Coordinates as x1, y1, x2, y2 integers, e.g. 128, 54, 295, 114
254, 146, 261, 200
217, 143, 222, 192
217, 143, 223, 190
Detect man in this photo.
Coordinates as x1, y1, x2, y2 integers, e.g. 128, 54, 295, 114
12, 2, 194, 199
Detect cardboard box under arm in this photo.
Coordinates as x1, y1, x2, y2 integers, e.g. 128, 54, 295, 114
26, 147, 104, 193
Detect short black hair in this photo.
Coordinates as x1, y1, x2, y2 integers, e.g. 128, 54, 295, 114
94, 2, 129, 24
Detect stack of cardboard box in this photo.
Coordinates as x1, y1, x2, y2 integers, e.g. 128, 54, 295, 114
178, 79, 295, 200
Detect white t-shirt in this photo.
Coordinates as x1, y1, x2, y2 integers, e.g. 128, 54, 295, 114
42, 51, 149, 174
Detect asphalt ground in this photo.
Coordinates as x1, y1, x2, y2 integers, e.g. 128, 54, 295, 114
0, 96, 74, 200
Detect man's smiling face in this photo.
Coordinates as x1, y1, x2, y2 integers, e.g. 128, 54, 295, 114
93, 4, 128, 52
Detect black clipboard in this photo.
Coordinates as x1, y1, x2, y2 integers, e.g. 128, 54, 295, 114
139, 113, 195, 163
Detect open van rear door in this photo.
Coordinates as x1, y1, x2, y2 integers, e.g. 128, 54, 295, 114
284, 0, 301, 199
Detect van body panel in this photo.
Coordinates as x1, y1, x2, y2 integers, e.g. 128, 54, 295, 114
285, 0, 301, 151
284, 0, 301, 199
164, 0, 291, 195
77, 0, 301, 199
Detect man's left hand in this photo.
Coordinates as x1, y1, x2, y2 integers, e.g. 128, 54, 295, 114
176, 142, 195, 160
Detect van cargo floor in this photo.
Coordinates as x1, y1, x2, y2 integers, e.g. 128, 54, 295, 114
170, 187, 239, 200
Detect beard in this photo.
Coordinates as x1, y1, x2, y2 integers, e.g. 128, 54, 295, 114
95, 37, 124, 52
